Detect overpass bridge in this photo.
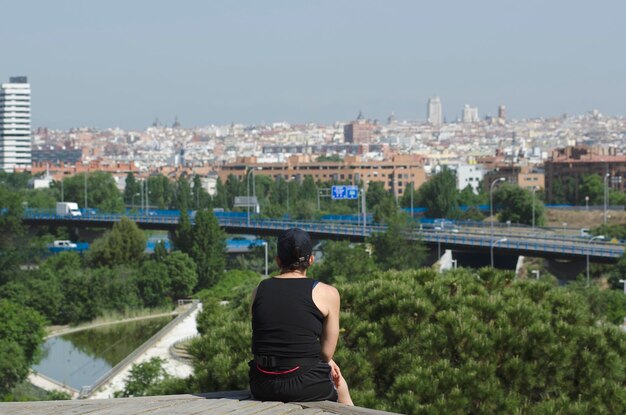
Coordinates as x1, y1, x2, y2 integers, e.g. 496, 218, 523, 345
22, 211, 624, 263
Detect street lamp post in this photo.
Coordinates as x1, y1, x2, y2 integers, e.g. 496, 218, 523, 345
410, 183, 414, 219
262, 241, 268, 278
490, 177, 506, 237
587, 235, 605, 286
585, 196, 589, 211
437, 232, 441, 258
131, 192, 140, 210
317, 187, 321, 211
145, 180, 150, 215
361, 187, 367, 236
246, 168, 253, 226
491, 237, 507, 268
604, 173, 609, 225
531, 186, 538, 230
84, 171, 88, 210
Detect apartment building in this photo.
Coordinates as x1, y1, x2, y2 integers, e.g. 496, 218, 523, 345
0, 77, 31, 172
217, 154, 427, 198
544, 146, 626, 203
483, 164, 545, 192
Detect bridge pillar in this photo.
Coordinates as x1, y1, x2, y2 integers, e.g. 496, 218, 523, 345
543, 258, 586, 281
452, 250, 519, 270
437, 250, 455, 272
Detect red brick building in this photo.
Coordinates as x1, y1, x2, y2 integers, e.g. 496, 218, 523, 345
544, 146, 626, 203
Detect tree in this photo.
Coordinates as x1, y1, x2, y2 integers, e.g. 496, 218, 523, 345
172, 210, 193, 254
372, 193, 397, 224
365, 182, 389, 212
213, 177, 228, 210
608, 252, 626, 290
417, 167, 459, 218
147, 174, 172, 210
579, 174, 604, 205
368, 214, 426, 271
135, 261, 169, 307
493, 183, 544, 226
609, 189, 626, 205
309, 240, 378, 283
551, 176, 577, 204
298, 176, 318, 204
190, 286, 252, 392
0, 171, 32, 190
115, 357, 170, 397
316, 155, 343, 162
192, 175, 211, 210
89, 265, 142, 316
458, 184, 484, 207
0, 267, 65, 325
335, 269, 626, 413
0, 184, 26, 285
0, 300, 46, 395
163, 252, 197, 300
224, 174, 243, 210
152, 240, 169, 262
123, 172, 141, 207
186, 266, 626, 414
174, 175, 192, 211
61, 171, 124, 212
190, 210, 226, 289
87, 217, 147, 267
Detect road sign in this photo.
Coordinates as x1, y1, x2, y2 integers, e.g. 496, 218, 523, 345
331, 185, 359, 200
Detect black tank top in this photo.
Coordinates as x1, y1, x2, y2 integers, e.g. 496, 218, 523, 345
252, 278, 323, 359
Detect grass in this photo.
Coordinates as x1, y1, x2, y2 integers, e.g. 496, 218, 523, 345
47, 305, 177, 337
544, 208, 626, 230
89, 305, 176, 325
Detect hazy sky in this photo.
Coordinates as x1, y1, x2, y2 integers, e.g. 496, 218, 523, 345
2, 0, 625, 129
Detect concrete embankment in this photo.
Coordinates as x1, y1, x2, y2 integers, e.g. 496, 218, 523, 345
87, 301, 202, 399
28, 372, 79, 399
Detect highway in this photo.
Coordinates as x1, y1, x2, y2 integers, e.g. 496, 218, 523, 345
22, 210, 624, 263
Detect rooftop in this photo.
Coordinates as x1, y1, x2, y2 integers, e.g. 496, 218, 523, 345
0, 391, 399, 415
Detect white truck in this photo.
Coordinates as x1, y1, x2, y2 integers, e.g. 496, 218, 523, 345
52, 240, 78, 249
56, 202, 82, 217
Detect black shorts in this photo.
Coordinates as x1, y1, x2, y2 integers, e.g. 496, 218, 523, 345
248, 360, 338, 402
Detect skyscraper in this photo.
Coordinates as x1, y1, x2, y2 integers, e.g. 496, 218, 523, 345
498, 104, 507, 120
462, 105, 479, 123
427, 96, 442, 125
0, 77, 31, 172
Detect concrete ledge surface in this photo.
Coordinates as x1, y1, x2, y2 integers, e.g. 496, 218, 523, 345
0, 390, 400, 415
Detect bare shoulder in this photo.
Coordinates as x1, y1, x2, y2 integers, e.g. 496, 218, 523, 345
315, 281, 340, 299
312, 282, 340, 316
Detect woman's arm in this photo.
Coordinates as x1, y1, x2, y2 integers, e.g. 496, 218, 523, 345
317, 284, 340, 362
249, 285, 258, 315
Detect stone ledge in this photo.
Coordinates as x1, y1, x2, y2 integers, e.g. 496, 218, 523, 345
0, 390, 400, 415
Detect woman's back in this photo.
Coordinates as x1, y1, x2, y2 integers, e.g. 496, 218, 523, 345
252, 277, 323, 359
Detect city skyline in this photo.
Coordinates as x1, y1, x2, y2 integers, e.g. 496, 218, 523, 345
2, 0, 626, 129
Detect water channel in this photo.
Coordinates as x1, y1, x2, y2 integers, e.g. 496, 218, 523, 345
32, 316, 173, 391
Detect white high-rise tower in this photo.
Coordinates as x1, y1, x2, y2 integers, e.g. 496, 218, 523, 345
0, 76, 31, 172
427, 96, 442, 125
462, 105, 479, 123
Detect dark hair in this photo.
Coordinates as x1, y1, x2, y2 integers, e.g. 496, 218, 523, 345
277, 228, 313, 271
